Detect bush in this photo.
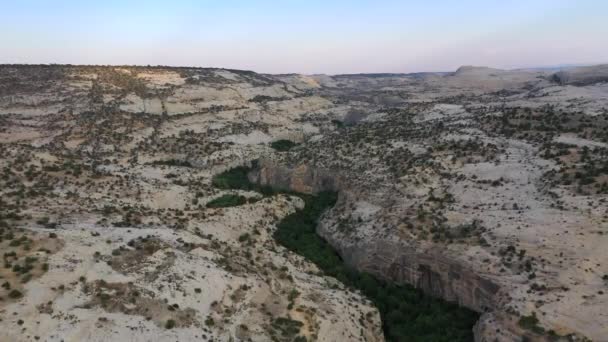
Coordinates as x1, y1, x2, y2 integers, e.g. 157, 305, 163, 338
148, 159, 193, 168
272, 317, 303, 338
249, 95, 285, 103
8, 289, 22, 299
270, 140, 297, 152
165, 319, 176, 329
211, 167, 254, 190
238, 233, 250, 242
206, 194, 248, 208
518, 312, 544, 334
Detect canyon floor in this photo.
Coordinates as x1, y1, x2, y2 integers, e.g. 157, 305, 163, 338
0, 64, 607, 341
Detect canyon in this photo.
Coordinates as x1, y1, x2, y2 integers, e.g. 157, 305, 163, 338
1, 64, 607, 341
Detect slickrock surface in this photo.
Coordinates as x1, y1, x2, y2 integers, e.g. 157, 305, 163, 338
1, 64, 608, 341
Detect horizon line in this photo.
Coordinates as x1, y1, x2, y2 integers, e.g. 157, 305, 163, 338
0, 61, 605, 76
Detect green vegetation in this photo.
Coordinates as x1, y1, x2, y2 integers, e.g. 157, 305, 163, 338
238, 233, 250, 243
270, 140, 297, 152
212, 166, 274, 195
8, 289, 23, 299
276, 191, 478, 341
165, 319, 176, 329
148, 159, 193, 168
206, 194, 249, 208
518, 312, 544, 334
331, 119, 344, 128
212, 166, 255, 190
249, 95, 287, 103
212, 166, 479, 342
541, 143, 608, 195
271, 317, 305, 340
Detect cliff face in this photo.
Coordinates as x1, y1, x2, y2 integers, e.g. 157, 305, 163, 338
551, 64, 608, 85
332, 238, 500, 312
248, 159, 341, 194
248, 159, 507, 339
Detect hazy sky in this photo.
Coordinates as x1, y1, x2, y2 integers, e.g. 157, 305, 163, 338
1, 0, 607, 74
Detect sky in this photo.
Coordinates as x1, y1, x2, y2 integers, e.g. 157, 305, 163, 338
1, 0, 607, 74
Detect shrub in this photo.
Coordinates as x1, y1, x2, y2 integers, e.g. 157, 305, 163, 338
331, 119, 344, 128
249, 95, 285, 103
519, 312, 544, 334
238, 233, 250, 243
270, 140, 297, 152
148, 159, 192, 168
8, 289, 22, 299
165, 319, 176, 329
206, 194, 247, 208
36, 217, 50, 225
211, 167, 254, 190
272, 317, 303, 338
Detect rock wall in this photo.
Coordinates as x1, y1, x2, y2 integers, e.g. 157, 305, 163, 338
551, 64, 608, 85
331, 238, 499, 312
248, 158, 341, 194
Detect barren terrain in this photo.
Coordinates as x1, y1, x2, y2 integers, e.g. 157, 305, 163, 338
1, 64, 607, 341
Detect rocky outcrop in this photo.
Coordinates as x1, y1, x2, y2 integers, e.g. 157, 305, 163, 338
552, 64, 608, 85
473, 313, 520, 342
331, 238, 499, 312
248, 158, 341, 194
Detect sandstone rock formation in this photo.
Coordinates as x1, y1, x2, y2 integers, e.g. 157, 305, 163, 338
551, 64, 608, 86
1, 64, 608, 341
